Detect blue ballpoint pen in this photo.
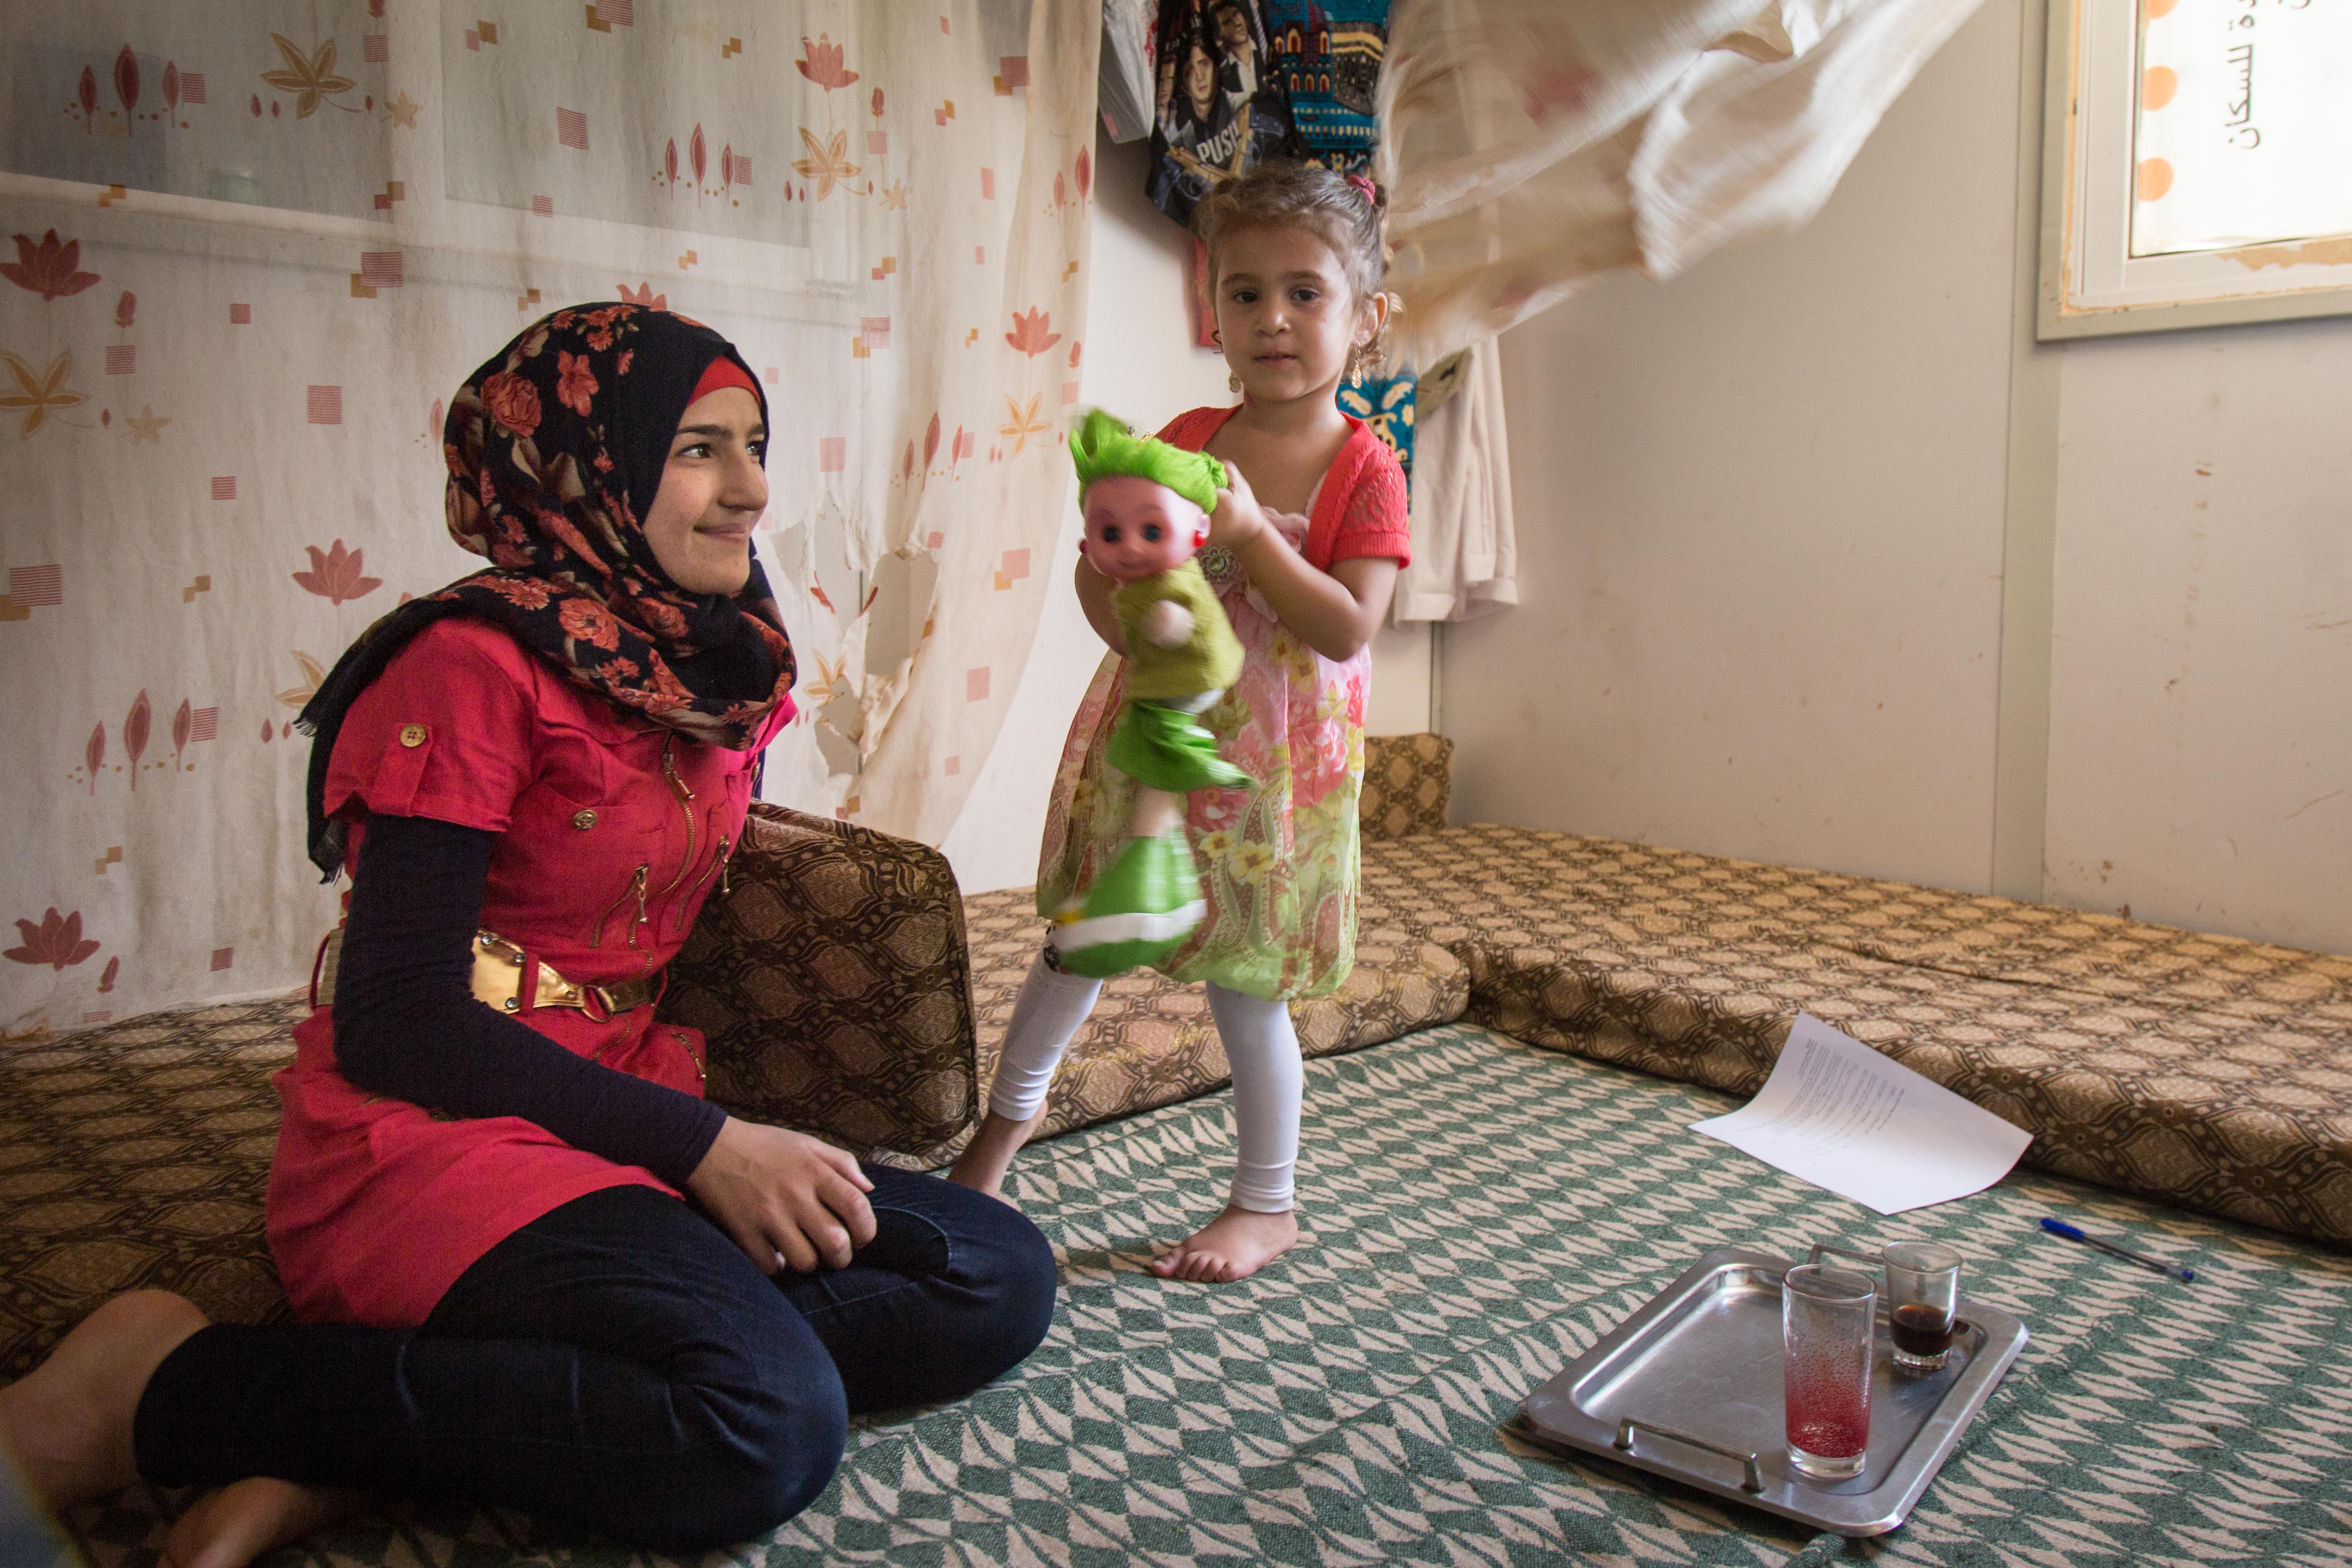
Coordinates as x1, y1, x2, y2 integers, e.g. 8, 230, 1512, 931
2040, 1217, 2195, 1282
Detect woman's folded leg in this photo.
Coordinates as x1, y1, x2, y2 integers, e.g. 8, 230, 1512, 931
134, 1184, 847, 1552
777, 1166, 1058, 1412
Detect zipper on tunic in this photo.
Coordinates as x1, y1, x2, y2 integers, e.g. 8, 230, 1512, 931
640, 732, 710, 941
670, 833, 733, 937
654, 734, 699, 899
590, 863, 651, 950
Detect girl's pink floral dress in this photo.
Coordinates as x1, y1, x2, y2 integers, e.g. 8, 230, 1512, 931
1037, 407, 1412, 1000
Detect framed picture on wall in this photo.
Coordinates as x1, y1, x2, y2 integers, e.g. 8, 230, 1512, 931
2039, 0, 2352, 339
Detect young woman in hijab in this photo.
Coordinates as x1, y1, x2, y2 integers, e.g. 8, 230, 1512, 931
0, 304, 1057, 1568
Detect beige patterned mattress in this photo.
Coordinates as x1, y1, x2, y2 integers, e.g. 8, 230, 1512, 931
1363, 824, 2352, 1246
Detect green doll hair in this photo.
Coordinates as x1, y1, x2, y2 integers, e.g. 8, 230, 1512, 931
1070, 409, 1228, 515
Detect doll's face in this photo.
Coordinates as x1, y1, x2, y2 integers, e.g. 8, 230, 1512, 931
1080, 474, 1206, 583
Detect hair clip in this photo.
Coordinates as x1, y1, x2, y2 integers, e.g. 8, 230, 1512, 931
1342, 173, 1379, 206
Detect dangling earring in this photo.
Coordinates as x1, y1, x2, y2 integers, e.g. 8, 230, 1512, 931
1345, 344, 1363, 387
1229, 371, 1243, 395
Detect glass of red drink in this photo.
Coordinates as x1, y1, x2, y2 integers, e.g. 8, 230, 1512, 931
1783, 1264, 1875, 1481
1883, 1241, 1962, 1372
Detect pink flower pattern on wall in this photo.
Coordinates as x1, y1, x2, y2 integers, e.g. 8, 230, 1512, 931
796, 34, 859, 91
292, 540, 384, 604
6, 909, 102, 971
123, 690, 150, 789
2, 231, 101, 301
1005, 308, 1060, 356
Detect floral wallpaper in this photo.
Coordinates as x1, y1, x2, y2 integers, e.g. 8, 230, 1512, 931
0, 0, 1101, 1037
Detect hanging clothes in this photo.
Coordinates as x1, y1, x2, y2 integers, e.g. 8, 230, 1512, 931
1261, 1, 1392, 176
1392, 339, 1516, 623
1336, 366, 1417, 478
1148, 0, 1308, 227
1101, 0, 1161, 141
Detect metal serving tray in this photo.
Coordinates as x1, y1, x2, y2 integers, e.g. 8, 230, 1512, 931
1513, 1247, 2028, 1537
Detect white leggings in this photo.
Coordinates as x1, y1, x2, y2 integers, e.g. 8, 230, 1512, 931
987, 951, 1303, 1213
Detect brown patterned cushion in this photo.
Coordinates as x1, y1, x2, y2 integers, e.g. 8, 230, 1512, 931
959, 887, 1467, 1143
1359, 732, 1454, 841
1, 1001, 299, 1379
1363, 825, 2352, 1246
661, 803, 976, 1166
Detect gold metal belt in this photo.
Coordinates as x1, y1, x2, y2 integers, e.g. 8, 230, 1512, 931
312, 927, 658, 1022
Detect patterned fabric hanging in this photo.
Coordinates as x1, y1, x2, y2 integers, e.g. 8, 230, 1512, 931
1261, 1, 1389, 176
1337, 364, 1415, 477
1146, 0, 1307, 227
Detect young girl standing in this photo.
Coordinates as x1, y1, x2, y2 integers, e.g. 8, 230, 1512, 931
951, 163, 1409, 1282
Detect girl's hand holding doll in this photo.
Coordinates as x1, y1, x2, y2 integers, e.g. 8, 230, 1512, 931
1206, 463, 1312, 556
1211, 459, 1393, 663
1205, 462, 1276, 554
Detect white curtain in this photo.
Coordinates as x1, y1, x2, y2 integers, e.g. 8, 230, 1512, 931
0, 0, 1098, 1035
1378, 0, 1988, 364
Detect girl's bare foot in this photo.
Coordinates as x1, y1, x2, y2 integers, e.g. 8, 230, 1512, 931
164, 1478, 369, 1568
947, 1109, 1046, 1201
0, 1291, 209, 1510
1148, 1205, 1298, 1282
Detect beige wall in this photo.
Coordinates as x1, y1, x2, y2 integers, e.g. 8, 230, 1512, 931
2045, 323, 2352, 951
1442, 0, 2351, 953
1445, 0, 2025, 897
940, 132, 1434, 894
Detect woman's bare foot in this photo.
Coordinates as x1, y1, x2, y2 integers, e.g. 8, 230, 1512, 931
1148, 1205, 1298, 1282
164, 1478, 369, 1568
947, 1109, 1047, 1201
0, 1291, 209, 1510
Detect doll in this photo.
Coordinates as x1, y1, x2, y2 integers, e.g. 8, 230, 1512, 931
1051, 410, 1252, 979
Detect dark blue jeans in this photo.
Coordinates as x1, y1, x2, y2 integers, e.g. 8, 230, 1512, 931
133, 1170, 1056, 1550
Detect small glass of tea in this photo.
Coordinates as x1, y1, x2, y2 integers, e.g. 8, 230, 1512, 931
1883, 1241, 1963, 1372
1782, 1264, 1875, 1482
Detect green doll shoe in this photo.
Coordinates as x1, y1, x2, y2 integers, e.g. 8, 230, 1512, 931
1107, 700, 1253, 794
1051, 829, 1206, 979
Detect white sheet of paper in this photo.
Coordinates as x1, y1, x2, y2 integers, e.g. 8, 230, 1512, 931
1689, 1014, 2034, 1215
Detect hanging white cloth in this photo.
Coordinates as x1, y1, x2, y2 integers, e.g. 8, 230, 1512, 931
1378, 0, 1988, 363
1394, 338, 1516, 624
1098, 0, 1158, 142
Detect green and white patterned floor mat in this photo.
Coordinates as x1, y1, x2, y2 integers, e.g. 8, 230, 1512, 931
72, 1025, 2352, 1567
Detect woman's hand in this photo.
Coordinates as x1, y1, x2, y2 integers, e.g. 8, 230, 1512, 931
687, 1117, 877, 1273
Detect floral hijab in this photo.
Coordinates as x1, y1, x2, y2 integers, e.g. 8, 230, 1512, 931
301, 303, 797, 878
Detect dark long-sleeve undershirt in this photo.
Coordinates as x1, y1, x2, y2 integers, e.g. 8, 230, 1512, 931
330, 811, 726, 1190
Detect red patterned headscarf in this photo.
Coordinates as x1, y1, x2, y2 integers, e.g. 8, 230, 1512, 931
301, 303, 795, 878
